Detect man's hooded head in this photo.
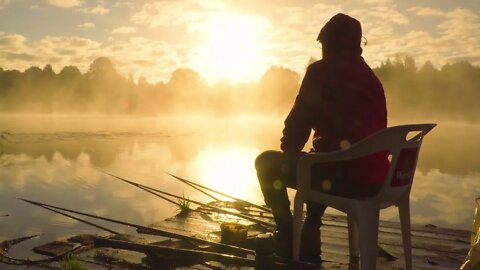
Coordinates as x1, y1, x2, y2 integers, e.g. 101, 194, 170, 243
317, 13, 363, 57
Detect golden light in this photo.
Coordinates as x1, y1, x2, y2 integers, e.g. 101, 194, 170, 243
192, 12, 269, 83
191, 146, 262, 203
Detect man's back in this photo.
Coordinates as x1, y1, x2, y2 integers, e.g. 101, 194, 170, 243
281, 55, 388, 185
309, 56, 387, 152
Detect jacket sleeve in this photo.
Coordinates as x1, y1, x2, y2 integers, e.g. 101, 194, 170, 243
280, 65, 319, 154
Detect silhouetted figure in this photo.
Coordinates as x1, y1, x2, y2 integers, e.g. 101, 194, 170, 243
255, 13, 388, 265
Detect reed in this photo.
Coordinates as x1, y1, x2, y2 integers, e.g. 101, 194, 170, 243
61, 254, 85, 270
177, 192, 191, 216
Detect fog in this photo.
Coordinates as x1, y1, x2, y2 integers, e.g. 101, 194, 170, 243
2, 55, 479, 122
1, 115, 479, 231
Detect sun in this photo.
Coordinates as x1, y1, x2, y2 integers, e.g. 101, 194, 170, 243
192, 12, 269, 83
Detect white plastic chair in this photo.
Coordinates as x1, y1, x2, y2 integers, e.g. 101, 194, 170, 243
292, 123, 436, 269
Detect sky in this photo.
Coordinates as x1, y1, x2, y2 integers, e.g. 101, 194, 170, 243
1, 0, 480, 83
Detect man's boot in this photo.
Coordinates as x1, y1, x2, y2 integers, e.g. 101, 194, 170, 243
299, 224, 322, 265
274, 227, 293, 260
270, 206, 293, 260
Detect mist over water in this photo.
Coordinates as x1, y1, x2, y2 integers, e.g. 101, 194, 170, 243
0, 114, 478, 244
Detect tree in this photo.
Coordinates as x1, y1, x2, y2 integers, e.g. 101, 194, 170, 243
168, 68, 201, 87
88, 57, 118, 77
258, 66, 300, 115
59, 66, 82, 78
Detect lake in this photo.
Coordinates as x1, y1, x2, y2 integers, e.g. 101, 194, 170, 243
0, 114, 479, 261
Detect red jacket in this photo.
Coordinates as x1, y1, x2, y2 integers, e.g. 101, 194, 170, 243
281, 56, 388, 184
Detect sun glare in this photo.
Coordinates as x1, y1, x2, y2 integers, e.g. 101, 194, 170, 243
192, 146, 262, 203
192, 13, 269, 83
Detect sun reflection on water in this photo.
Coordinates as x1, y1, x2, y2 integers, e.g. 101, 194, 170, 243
191, 146, 262, 204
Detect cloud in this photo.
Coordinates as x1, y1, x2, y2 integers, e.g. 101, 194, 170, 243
0, 0, 10, 9
440, 8, 480, 38
3, 52, 38, 62
0, 33, 100, 72
102, 37, 183, 82
131, 0, 224, 28
436, 9, 480, 64
0, 33, 27, 51
353, 6, 480, 69
112, 26, 136, 34
112, 1, 134, 9
0, 31, 186, 83
354, 5, 409, 26
362, 0, 395, 4
78, 22, 95, 29
407, 6, 445, 17
80, 5, 109, 15
48, 0, 82, 8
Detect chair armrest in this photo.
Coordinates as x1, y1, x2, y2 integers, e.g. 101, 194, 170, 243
297, 146, 370, 171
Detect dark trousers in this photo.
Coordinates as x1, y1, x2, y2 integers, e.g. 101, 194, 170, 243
256, 150, 322, 233
255, 150, 382, 233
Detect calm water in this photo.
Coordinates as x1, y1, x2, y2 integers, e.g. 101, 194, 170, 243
0, 114, 479, 259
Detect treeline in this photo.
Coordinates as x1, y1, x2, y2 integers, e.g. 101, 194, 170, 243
0, 57, 299, 116
1, 56, 479, 120
376, 56, 480, 121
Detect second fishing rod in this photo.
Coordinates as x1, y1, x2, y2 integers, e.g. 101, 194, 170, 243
103, 172, 276, 228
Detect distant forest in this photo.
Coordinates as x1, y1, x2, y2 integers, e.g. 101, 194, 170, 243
1, 56, 479, 121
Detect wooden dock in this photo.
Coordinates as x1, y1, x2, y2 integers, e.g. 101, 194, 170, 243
3, 200, 470, 269
145, 201, 470, 269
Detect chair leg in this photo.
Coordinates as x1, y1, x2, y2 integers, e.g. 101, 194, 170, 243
292, 195, 304, 261
399, 200, 413, 270
348, 215, 359, 258
357, 209, 380, 270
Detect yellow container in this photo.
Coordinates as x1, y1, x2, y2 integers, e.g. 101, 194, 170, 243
220, 222, 248, 246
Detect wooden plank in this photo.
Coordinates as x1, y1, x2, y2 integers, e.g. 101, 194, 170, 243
32, 241, 76, 257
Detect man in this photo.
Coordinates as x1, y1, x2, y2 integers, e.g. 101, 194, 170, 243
255, 13, 389, 265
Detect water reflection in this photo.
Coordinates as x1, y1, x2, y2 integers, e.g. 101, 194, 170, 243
191, 146, 261, 203
410, 169, 480, 227
0, 115, 478, 254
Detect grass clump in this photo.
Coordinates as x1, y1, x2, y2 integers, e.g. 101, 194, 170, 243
61, 254, 86, 270
177, 193, 191, 217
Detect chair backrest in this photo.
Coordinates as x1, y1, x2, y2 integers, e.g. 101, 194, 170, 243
349, 124, 436, 206
296, 123, 436, 207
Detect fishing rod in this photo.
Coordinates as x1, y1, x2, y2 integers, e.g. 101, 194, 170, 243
96, 238, 317, 270
104, 173, 276, 228
95, 238, 256, 267
165, 172, 220, 202
98, 171, 213, 217
32, 202, 120, 235
164, 171, 271, 213
19, 198, 255, 256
